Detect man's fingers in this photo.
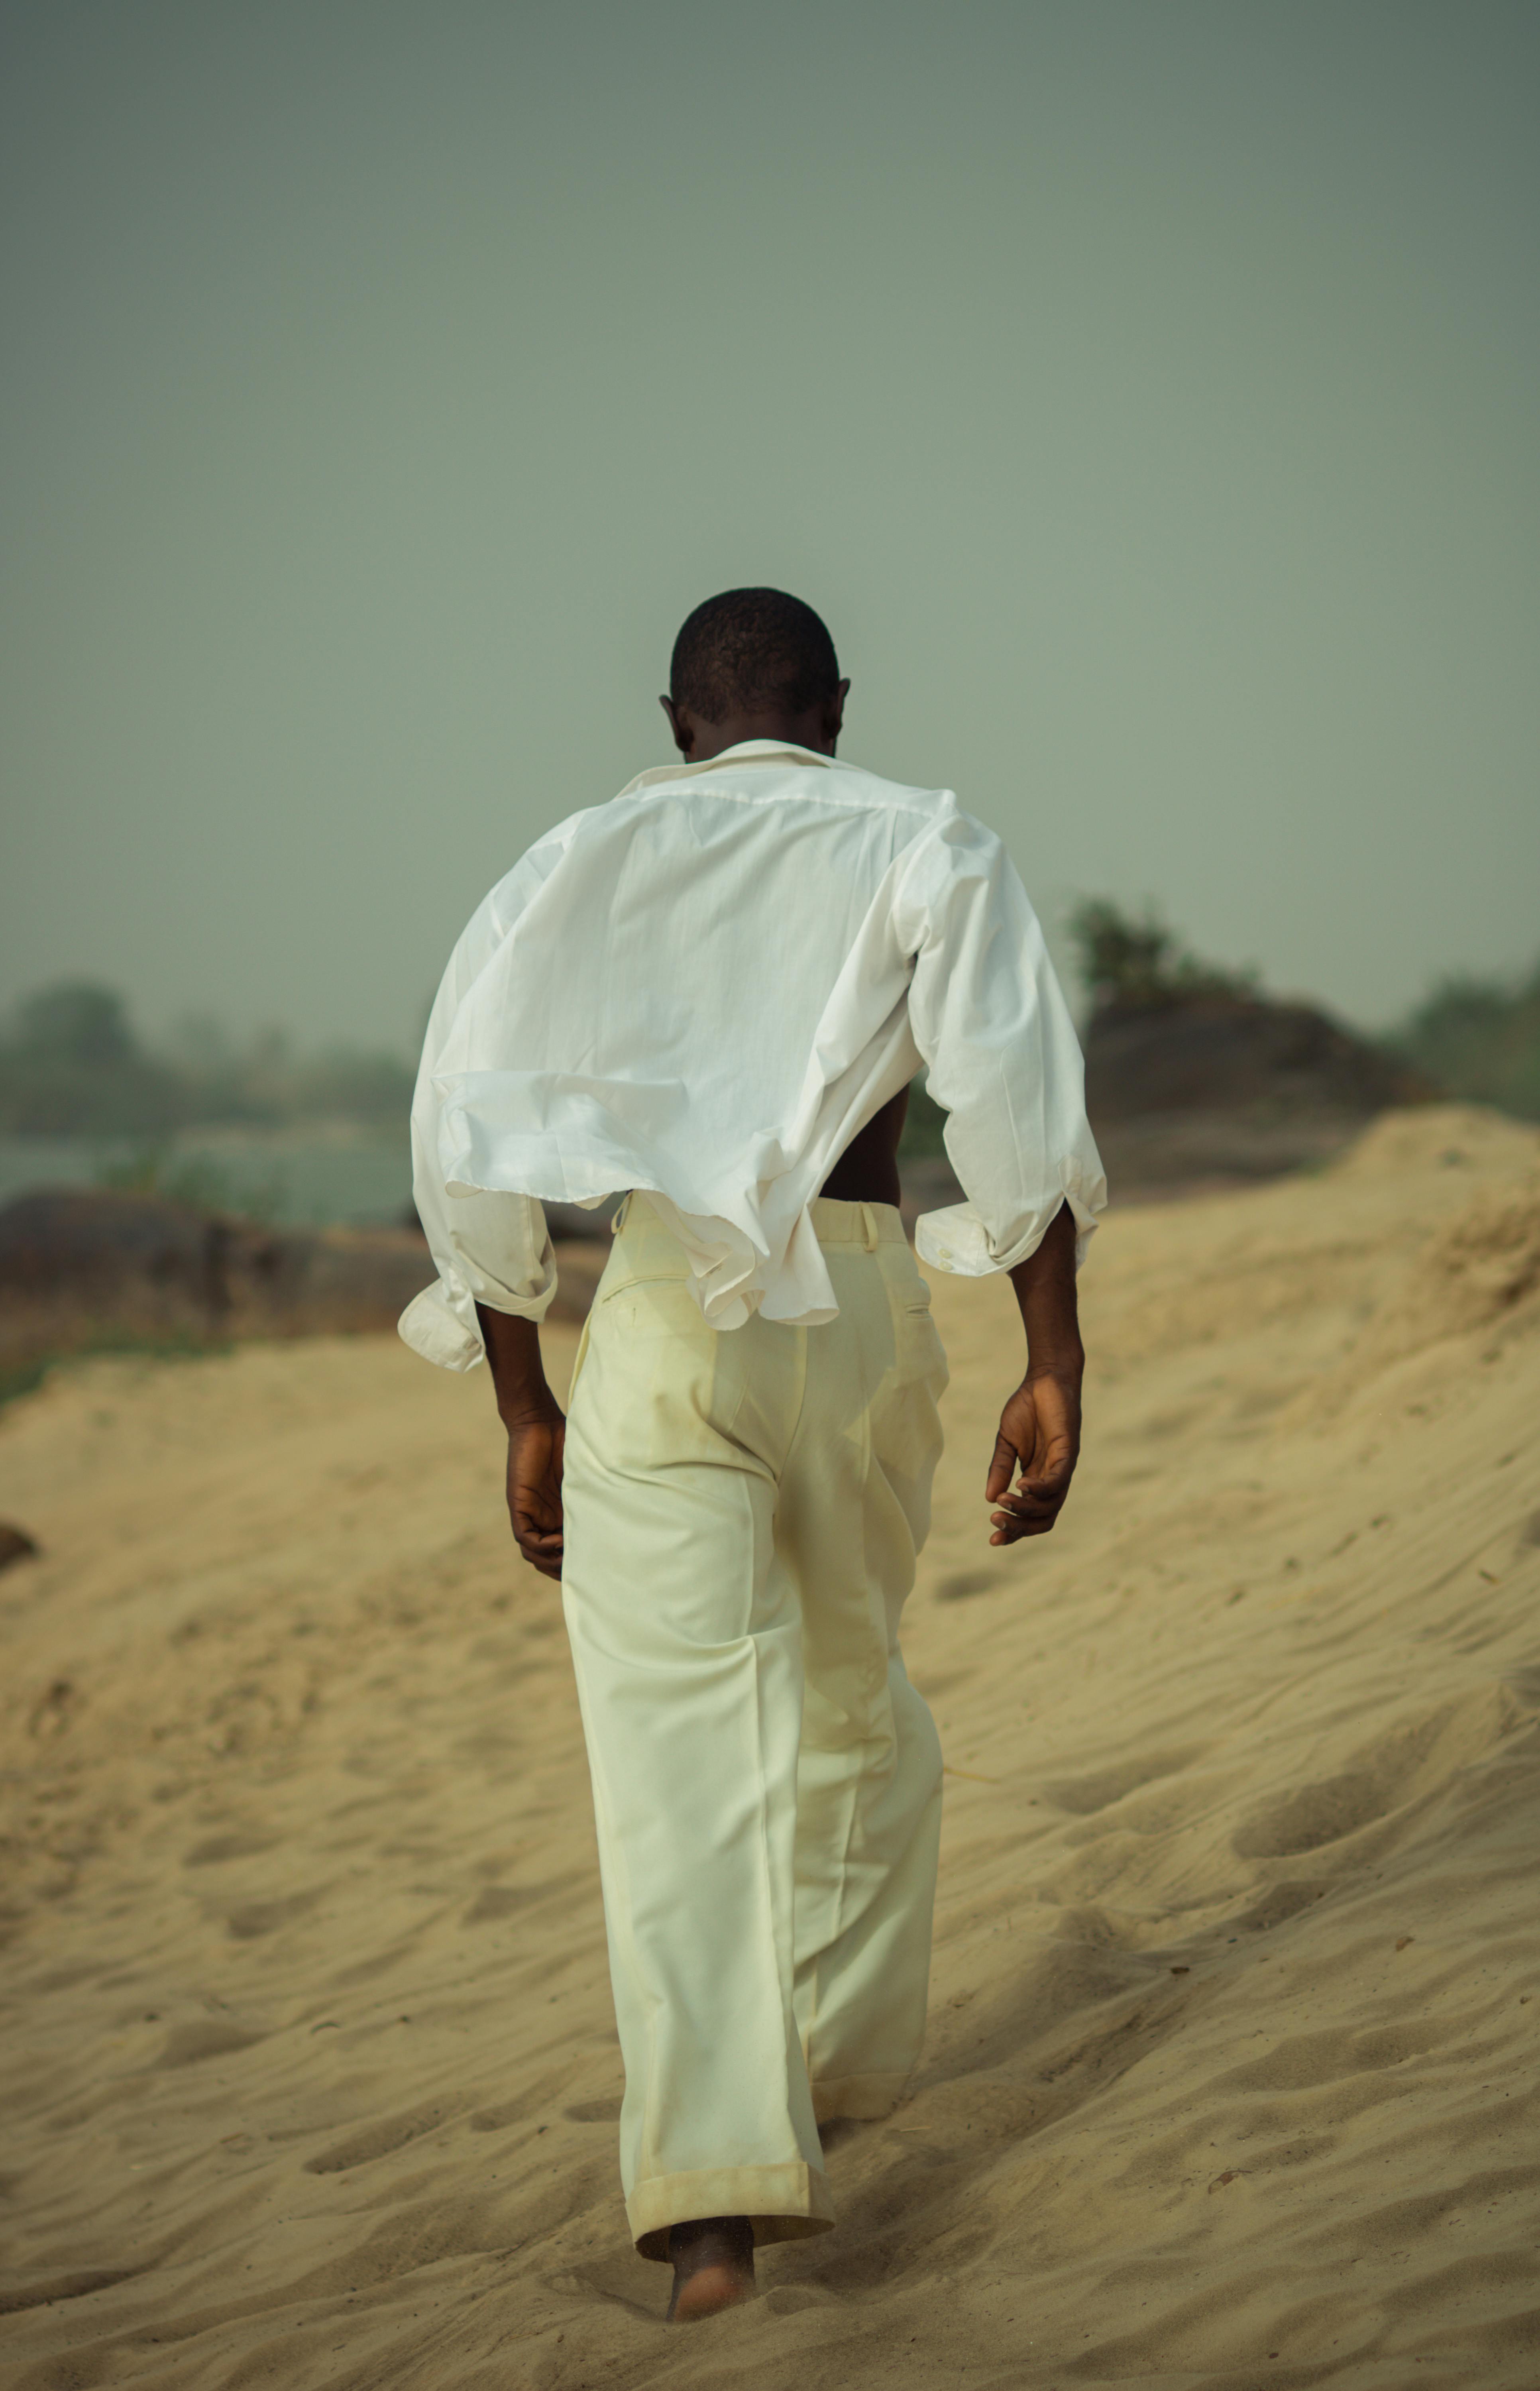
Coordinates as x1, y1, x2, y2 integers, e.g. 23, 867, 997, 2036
989, 1493, 1065, 1538
985, 1430, 1021, 1503
990, 1495, 1063, 1530
992, 1490, 1063, 1517
988, 1464, 1072, 1542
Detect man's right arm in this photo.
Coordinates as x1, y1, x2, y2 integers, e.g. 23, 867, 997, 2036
477, 1307, 566, 1582
893, 812, 1102, 1546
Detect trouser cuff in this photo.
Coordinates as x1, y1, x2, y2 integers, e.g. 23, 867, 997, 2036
628, 2161, 837, 2262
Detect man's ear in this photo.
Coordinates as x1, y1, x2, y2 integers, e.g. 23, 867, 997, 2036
825, 678, 851, 752
660, 694, 695, 758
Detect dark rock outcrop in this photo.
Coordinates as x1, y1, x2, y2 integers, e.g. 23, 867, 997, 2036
1084, 993, 1429, 1121
1080, 994, 1435, 1193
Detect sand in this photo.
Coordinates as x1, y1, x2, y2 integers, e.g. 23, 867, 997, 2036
2, 1102, 1538, 2391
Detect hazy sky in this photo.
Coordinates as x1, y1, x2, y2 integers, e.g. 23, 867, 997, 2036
2, 0, 1536, 1054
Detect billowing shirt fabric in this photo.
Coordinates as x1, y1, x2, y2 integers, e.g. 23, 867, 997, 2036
400, 741, 1106, 1370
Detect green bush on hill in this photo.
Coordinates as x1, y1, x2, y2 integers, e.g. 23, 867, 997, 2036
1387, 961, 1540, 1123
1066, 899, 1258, 1014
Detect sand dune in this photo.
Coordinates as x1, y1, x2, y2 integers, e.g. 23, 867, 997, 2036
2, 1104, 1538, 2389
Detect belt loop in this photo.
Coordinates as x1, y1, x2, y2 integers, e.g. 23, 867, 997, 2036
860, 1201, 878, 1252
612, 1190, 632, 1236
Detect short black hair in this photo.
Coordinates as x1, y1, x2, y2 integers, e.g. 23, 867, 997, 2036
670, 587, 840, 724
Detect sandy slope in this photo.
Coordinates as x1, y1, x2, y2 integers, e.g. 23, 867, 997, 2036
1, 1104, 1538, 2391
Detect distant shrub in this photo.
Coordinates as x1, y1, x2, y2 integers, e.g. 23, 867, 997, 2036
1387, 961, 1540, 1123
0, 982, 191, 1134
1067, 900, 1259, 1016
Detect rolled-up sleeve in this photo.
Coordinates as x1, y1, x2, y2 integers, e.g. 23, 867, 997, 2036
895, 809, 1107, 1276
399, 885, 559, 1372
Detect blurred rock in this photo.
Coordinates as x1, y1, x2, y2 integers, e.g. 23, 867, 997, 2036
0, 1189, 435, 1375
0, 1522, 39, 1572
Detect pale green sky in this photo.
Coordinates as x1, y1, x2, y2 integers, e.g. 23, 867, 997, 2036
2, 0, 1536, 1053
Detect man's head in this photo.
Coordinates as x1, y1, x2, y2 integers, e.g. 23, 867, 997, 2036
661, 587, 850, 763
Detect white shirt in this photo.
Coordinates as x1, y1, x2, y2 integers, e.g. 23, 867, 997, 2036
400, 741, 1106, 1369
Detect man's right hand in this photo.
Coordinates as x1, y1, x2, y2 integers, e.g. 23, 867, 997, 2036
986, 1369, 1081, 1543
991, 1202, 1086, 1546
476, 1303, 568, 1581
505, 1406, 566, 1580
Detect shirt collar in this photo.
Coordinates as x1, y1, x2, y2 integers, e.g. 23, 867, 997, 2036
617, 740, 836, 799
708, 739, 833, 767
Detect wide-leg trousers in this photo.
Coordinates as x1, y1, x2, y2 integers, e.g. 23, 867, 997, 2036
560, 1192, 949, 2259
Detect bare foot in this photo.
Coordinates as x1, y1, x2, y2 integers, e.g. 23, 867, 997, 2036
666, 2215, 756, 2321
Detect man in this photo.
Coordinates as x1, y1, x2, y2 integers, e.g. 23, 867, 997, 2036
402, 588, 1104, 2320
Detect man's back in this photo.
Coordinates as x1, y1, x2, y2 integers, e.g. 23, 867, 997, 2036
407, 738, 1100, 1348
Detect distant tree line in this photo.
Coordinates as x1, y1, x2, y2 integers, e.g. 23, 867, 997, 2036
0, 984, 414, 1137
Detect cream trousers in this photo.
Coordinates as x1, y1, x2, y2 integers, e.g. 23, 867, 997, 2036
560, 1192, 949, 2259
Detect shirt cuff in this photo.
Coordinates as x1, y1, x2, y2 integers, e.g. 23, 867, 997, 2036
398, 1283, 485, 1371
915, 1191, 1102, 1278
397, 1255, 560, 1373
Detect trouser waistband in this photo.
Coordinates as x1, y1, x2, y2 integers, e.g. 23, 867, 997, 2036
613, 1189, 906, 1250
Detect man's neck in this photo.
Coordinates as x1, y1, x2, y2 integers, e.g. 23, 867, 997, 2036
660, 680, 849, 764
